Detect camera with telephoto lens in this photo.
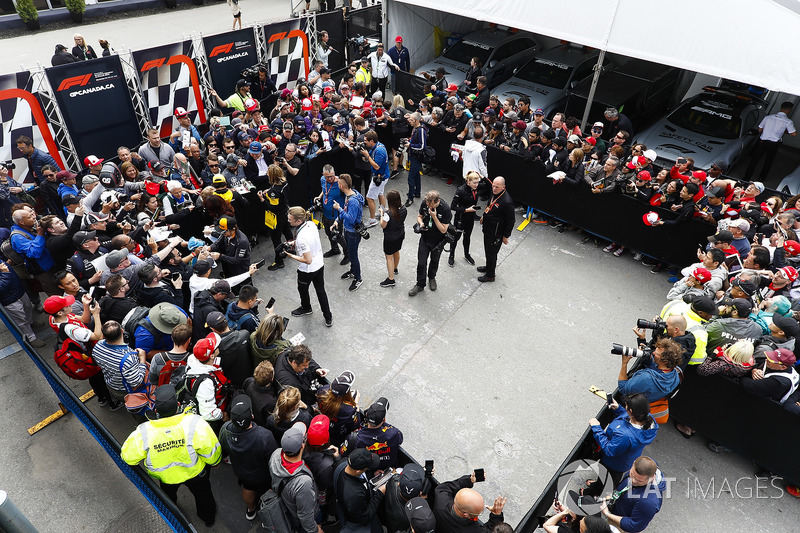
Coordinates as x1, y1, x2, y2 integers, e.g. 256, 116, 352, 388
611, 343, 651, 358
1, 161, 15, 170
637, 317, 666, 331
275, 241, 296, 261
354, 221, 371, 239
309, 197, 323, 215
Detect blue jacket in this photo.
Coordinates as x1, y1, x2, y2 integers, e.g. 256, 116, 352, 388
25, 148, 60, 184
612, 468, 666, 533
369, 142, 390, 180
320, 177, 344, 220
409, 125, 427, 151
10, 225, 54, 272
337, 191, 364, 232
0, 261, 26, 306
168, 125, 204, 154
57, 183, 79, 198
386, 45, 410, 72
591, 406, 658, 473
617, 360, 681, 402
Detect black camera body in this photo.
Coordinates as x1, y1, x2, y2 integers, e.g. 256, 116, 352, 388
1, 160, 15, 170
275, 241, 296, 261
637, 317, 666, 331
354, 221, 371, 240
309, 197, 324, 214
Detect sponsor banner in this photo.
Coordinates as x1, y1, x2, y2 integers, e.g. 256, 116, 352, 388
204, 28, 258, 96
261, 18, 310, 90
133, 40, 206, 138
45, 56, 141, 164
0, 71, 64, 184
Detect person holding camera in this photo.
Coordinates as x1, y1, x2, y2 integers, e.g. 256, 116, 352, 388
335, 448, 387, 533
432, 470, 505, 533
333, 174, 366, 292
589, 393, 658, 486
408, 190, 451, 297
357, 131, 390, 228
283, 206, 333, 327
478, 177, 515, 283
616, 338, 683, 402
317, 165, 348, 262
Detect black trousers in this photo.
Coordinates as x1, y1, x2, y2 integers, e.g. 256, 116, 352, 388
483, 232, 502, 277
160, 465, 216, 524
297, 266, 332, 320
88, 372, 112, 403
745, 139, 780, 180
370, 77, 388, 96
353, 168, 371, 196
270, 217, 294, 262
450, 215, 475, 259
323, 215, 348, 255
416, 238, 443, 287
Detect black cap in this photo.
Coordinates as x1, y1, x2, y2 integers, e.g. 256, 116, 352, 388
55, 44, 68, 52
691, 295, 716, 315
230, 395, 253, 428
154, 384, 179, 417
404, 497, 436, 533
236, 78, 250, 89
398, 463, 425, 499
705, 186, 725, 198
348, 448, 380, 470
773, 314, 800, 337
708, 230, 734, 243
364, 397, 389, 425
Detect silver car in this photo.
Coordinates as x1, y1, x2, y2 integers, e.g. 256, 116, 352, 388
414, 28, 539, 91
634, 86, 766, 171
494, 45, 608, 117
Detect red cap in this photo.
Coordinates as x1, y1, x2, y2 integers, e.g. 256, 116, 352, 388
636, 170, 651, 181
307, 414, 330, 446
642, 211, 660, 226
779, 266, 799, 282
626, 155, 646, 169
245, 98, 258, 112
43, 295, 75, 314
301, 98, 313, 111
395, 36, 403, 42
446, 83, 459, 92
761, 202, 774, 216
193, 333, 219, 362
145, 181, 161, 196
785, 240, 800, 257
692, 267, 712, 284
83, 155, 104, 167
583, 136, 596, 146
692, 170, 707, 181
766, 348, 796, 366
174, 107, 189, 118
258, 124, 272, 133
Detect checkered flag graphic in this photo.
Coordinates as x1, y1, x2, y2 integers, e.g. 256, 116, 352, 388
141, 62, 193, 138
268, 35, 306, 90
0, 72, 57, 183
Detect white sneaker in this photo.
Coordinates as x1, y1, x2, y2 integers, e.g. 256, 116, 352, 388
364, 218, 378, 228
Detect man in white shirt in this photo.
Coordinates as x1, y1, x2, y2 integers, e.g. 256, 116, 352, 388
284, 206, 332, 327
746, 101, 797, 180
367, 44, 399, 98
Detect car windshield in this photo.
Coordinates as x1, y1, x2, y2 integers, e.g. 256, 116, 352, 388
515, 58, 574, 88
442, 40, 493, 67
667, 99, 742, 140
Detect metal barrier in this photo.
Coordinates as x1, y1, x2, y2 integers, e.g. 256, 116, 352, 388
0, 306, 197, 533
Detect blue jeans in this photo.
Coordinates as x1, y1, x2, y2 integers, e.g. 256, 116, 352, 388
407, 155, 422, 201
345, 230, 362, 280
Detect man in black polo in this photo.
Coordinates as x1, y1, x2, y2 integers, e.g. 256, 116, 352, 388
408, 191, 451, 297
478, 177, 515, 282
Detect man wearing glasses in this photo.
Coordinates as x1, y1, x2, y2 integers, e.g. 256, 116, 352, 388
39, 165, 64, 217
201, 155, 222, 187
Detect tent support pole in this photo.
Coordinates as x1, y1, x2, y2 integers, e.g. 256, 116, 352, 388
580, 49, 606, 133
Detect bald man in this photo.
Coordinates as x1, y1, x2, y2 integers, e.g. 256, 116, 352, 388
432, 471, 506, 533
477, 177, 515, 282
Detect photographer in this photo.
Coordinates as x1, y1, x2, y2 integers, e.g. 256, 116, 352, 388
589, 393, 657, 486
616, 338, 683, 402
317, 165, 348, 261
333, 174, 366, 292
408, 190, 451, 297
360, 131, 390, 228
284, 206, 333, 328
342, 116, 372, 197
248, 65, 277, 103
634, 315, 696, 370
277, 143, 301, 177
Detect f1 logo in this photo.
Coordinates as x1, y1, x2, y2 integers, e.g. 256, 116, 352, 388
209, 43, 234, 57
140, 58, 166, 72
57, 74, 92, 91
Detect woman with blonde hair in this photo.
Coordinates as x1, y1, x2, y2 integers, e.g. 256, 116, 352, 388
260, 164, 292, 270
265, 386, 312, 442
697, 339, 755, 378
250, 313, 292, 366
72, 33, 97, 61
449, 172, 481, 266
388, 93, 411, 175
561, 148, 587, 186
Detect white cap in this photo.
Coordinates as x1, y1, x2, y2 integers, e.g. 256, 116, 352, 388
643, 149, 658, 161
592, 121, 604, 129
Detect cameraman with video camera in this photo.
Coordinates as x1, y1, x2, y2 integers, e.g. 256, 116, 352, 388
408, 190, 451, 297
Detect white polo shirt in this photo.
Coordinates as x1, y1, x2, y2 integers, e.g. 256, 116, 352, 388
294, 221, 324, 273
758, 111, 796, 142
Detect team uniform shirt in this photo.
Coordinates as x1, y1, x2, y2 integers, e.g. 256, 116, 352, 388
355, 423, 404, 470
758, 111, 796, 142
368, 52, 397, 79
294, 221, 324, 273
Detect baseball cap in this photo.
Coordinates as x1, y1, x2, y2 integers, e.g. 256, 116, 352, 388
750, 181, 766, 194
216, 216, 237, 231
773, 314, 800, 337
105, 249, 128, 269
307, 414, 330, 446
57, 170, 77, 182
727, 218, 751, 232
193, 259, 212, 275
205, 311, 228, 330
731, 278, 757, 297
785, 240, 800, 256
55, 44, 68, 52
210, 279, 233, 297
567, 134, 582, 144
84, 155, 103, 167
626, 155, 647, 169
244, 98, 258, 112
248, 141, 262, 154
552, 137, 567, 147
174, 107, 189, 118
281, 422, 307, 455
212, 174, 227, 186
236, 78, 250, 89
72, 230, 97, 247
282, 121, 294, 131
398, 464, 425, 498
322, 117, 335, 127
691, 295, 716, 315
348, 448, 380, 470
583, 136, 596, 146
154, 384, 179, 417
691, 267, 712, 284
504, 111, 518, 122
85, 212, 109, 226
446, 83, 458, 92
149, 302, 188, 334
364, 397, 389, 425
592, 121, 604, 130
643, 149, 658, 162
712, 160, 729, 173
636, 170, 651, 181
726, 297, 754, 317
302, 98, 313, 111
331, 370, 355, 397
395, 36, 403, 42
513, 120, 527, 131
533, 108, 545, 115
82, 175, 99, 186
148, 160, 164, 172
43, 295, 75, 314
765, 347, 797, 366
62, 194, 79, 207
405, 497, 436, 533
779, 266, 799, 282
705, 186, 726, 199
230, 395, 253, 428
193, 333, 220, 362
693, 170, 708, 181
708, 230, 734, 243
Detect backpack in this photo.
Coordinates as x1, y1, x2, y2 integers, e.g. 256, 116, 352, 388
121, 306, 162, 347
155, 352, 189, 387
225, 302, 255, 331
177, 371, 233, 414
1, 230, 40, 279
258, 470, 311, 533
53, 323, 102, 380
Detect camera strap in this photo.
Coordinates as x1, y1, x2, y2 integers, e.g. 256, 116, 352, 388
485, 190, 506, 214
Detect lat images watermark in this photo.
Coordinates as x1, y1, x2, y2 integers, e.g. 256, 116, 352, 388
684, 476, 785, 500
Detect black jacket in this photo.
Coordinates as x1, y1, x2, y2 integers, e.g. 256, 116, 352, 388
136, 284, 183, 309
51, 50, 78, 66
210, 228, 251, 277
451, 184, 479, 228
337, 468, 385, 529
433, 475, 504, 533
274, 351, 323, 407
219, 421, 278, 487
192, 289, 226, 341
40, 180, 63, 216
99, 295, 138, 324
243, 377, 280, 426
216, 329, 253, 389
481, 190, 515, 240
46, 214, 82, 270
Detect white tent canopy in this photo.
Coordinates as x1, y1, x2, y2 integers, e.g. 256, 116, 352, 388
388, 0, 800, 96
